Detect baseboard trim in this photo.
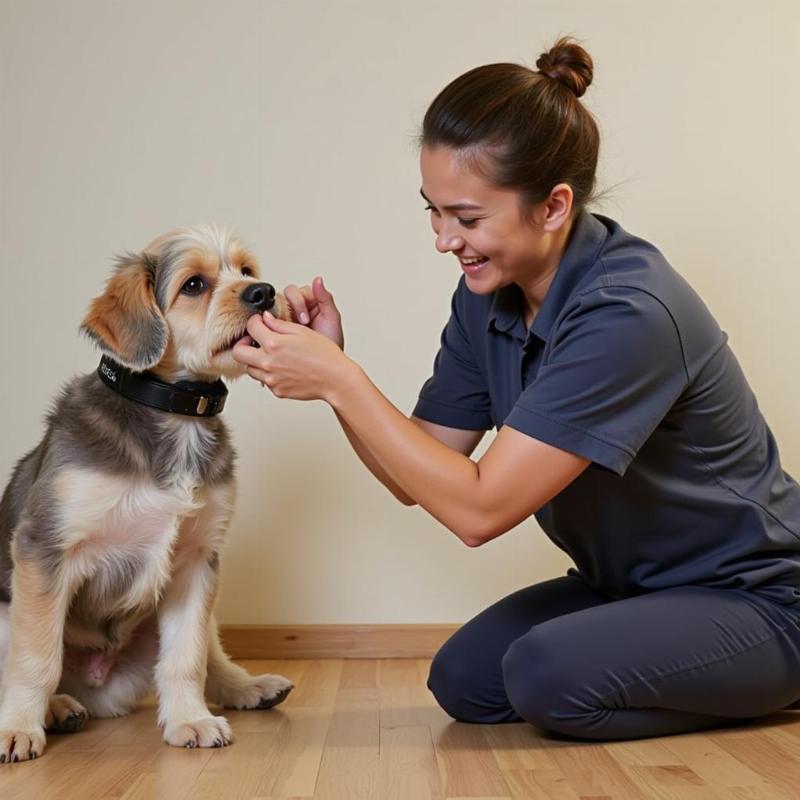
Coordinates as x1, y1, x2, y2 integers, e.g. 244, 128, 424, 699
219, 623, 459, 659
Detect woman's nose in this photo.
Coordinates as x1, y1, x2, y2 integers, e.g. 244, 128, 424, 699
435, 224, 465, 254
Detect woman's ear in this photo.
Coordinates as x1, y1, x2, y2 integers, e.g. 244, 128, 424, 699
542, 183, 574, 231
81, 252, 168, 371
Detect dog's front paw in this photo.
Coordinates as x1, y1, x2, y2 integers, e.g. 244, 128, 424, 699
0, 727, 46, 763
164, 716, 233, 749
224, 673, 294, 710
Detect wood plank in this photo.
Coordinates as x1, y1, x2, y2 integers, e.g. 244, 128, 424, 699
482, 723, 559, 771
620, 765, 717, 800
117, 746, 215, 800
379, 657, 438, 730
41, 745, 157, 800
377, 725, 442, 799
189, 707, 332, 800
0, 748, 107, 800
600, 738, 713, 800
189, 730, 291, 800
339, 659, 378, 689
502, 768, 580, 800
603, 738, 692, 767
209, 659, 335, 797
428, 717, 511, 798
546, 741, 653, 800
663, 733, 773, 789
312, 688, 381, 800
705, 725, 800, 797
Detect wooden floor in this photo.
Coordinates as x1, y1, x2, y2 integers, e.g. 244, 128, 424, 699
2, 658, 800, 799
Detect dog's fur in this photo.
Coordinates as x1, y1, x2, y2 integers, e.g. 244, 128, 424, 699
0, 225, 293, 763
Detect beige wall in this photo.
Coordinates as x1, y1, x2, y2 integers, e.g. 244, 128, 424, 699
1, 0, 798, 624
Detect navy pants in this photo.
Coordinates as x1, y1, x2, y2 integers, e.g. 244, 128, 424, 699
427, 574, 800, 740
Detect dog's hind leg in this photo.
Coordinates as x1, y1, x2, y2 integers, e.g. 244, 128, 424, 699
205, 615, 293, 710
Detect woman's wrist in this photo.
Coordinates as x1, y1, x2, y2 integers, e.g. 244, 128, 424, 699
325, 355, 366, 411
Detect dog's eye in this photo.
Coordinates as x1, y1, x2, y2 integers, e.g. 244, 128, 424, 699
180, 275, 207, 296
241, 266, 254, 277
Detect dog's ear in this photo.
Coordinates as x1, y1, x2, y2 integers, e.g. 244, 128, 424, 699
81, 252, 168, 371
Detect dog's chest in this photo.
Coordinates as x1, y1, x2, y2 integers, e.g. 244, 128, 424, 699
56, 464, 232, 614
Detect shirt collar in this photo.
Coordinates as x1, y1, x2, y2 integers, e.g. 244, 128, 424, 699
487, 211, 609, 343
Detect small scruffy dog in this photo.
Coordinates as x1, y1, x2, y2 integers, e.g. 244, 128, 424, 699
0, 225, 293, 763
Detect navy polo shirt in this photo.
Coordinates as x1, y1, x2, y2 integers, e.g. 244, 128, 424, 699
413, 212, 800, 606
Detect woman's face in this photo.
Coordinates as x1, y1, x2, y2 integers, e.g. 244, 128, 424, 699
419, 145, 553, 295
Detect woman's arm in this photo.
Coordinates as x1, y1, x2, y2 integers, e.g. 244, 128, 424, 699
335, 410, 415, 504
331, 363, 589, 545
337, 414, 485, 506
233, 314, 589, 546
278, 278, 485, 505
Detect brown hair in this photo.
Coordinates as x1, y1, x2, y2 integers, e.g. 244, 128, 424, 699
421, 37, 600, 214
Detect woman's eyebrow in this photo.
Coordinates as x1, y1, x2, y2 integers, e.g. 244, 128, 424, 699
419, 188, 484, 211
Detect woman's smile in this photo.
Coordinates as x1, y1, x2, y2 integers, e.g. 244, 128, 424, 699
459, 255, 490, 275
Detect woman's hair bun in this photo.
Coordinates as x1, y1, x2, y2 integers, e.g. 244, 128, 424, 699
535, 37, 593, 98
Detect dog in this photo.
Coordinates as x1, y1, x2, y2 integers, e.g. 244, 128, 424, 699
0, 225, 294, 763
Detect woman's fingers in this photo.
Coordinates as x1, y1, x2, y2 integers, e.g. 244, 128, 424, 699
232, 336, 264, 367
284, 283, 315, 325
305, 277, 344, 348
312, 277, 340, 318
233, 307, 346, 402
232, 315, 276, 366
246, 365, 271, 385
262, 311, 300, 333
245, 313, 272, 344
233, 313, 299, 370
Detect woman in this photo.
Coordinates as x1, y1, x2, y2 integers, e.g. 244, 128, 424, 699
233, 38, 800, 740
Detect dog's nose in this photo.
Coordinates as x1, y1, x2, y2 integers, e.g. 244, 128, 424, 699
241, 282, 276, 312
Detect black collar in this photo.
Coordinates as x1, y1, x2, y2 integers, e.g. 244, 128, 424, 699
97, 356, 228, 417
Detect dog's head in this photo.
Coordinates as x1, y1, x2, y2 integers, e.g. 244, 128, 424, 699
81, 225, 290, 381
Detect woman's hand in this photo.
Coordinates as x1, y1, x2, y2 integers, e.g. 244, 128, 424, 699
283, 277, 344, 349
232, 311, 354, 402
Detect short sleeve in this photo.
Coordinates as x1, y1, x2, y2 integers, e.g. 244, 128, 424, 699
505, 287, 688, 475
413, 283, 494, 431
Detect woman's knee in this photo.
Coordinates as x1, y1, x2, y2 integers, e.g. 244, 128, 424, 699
427, 646, 470, 719
427, 625, 575, 729
501, 631, 575, 733
427, 642, 517, 724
